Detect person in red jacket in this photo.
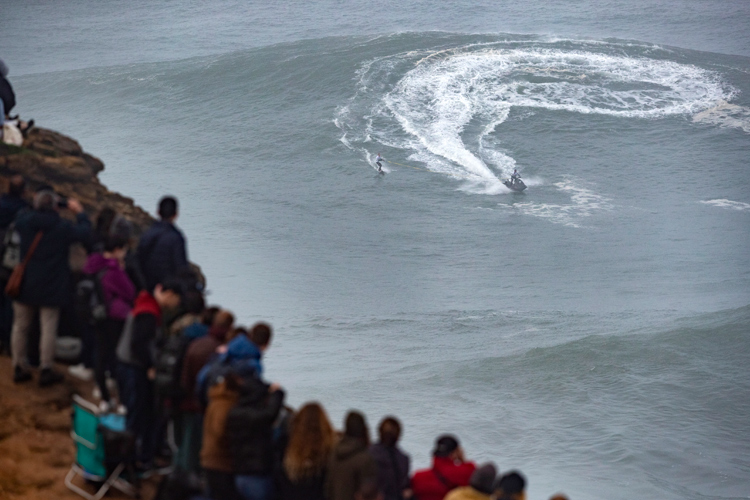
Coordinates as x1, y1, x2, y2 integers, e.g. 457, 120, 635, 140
410, 435, 476, 500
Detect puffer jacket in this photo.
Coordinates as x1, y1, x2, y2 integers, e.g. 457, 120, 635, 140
82, 253, 136, 320
225, 377, 285, 476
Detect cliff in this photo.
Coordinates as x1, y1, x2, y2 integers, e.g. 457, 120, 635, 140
0, 127, 153, 231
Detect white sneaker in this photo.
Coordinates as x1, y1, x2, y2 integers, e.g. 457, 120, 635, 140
68, 363, 93, 381
98, 400, 111, 414
92, 386, 102, 399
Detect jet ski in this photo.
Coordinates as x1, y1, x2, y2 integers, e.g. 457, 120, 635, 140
503, 177, 527, 192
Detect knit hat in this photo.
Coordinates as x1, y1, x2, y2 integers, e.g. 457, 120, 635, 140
469, 463, 497, 494
433, 435, 459, 457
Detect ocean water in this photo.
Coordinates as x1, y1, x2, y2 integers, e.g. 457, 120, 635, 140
3, 2, 750, 499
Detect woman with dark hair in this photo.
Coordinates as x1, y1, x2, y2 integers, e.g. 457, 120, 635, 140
369, 416, 410, 500
277, 402, 337, 500
327, 411, 378, 500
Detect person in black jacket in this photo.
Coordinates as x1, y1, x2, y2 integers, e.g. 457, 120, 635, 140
10, 190, 91, 386
0, 58, 16, 124
137, 196, 189, 291
369, 417, 410, 500
225, 376, 285, 500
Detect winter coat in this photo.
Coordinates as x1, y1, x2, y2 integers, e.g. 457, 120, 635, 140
179, 332, 222, 412
136, 220, 188, 291
226, 377, 285, 476
444, 487, 491, 500
200, 379, 239, 473
0, 194, 28, 230
82, 253, 136, 321
116, 291, 161, 369
326, 436, 378, 500
14, 209, 91, 307
276, 469, 327, 500
411, 458, 476, 500
370, 442, 410, 500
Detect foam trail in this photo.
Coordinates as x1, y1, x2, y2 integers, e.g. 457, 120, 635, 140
700, 199, 750, 211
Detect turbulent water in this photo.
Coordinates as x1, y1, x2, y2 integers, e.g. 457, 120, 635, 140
3, 2, 750, 499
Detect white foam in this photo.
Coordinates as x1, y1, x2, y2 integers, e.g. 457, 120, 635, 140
700, 199, 750, 211
692, 101, 750, 133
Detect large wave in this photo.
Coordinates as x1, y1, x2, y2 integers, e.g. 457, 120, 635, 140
336, 39, 742, 192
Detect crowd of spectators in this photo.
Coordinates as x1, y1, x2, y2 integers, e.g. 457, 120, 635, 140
0, 179, 570, 500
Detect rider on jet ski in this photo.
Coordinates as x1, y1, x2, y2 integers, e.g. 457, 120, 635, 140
510, 168, 521, 185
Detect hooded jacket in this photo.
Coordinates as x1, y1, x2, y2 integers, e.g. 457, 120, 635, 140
195, 334, 263, 404
14, 208, 91, 307
225, 377, 285, 476
326, 435, 378, 500
136, 220, 188, 291
410, 457, 476, 500
82, 253, 136, 320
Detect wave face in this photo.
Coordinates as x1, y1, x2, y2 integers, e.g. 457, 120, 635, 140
337, 38, 744, 193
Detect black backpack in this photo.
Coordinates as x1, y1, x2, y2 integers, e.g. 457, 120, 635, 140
154, 334, 193, 404
74, 270, 108, 326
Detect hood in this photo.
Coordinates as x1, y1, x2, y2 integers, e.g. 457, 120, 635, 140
335, 435, 367, 460
225, 334, 261, 362
132, 290, 161, 321
83, 253, 120, 274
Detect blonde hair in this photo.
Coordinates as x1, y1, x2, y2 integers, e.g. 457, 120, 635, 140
283, 402, 337, 482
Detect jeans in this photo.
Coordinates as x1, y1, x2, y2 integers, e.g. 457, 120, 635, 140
235, 475, 274, 500
11, 302, 60, 369
118, 362, 156, 463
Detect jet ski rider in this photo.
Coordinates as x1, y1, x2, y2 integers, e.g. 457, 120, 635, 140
511, 168, 521, 185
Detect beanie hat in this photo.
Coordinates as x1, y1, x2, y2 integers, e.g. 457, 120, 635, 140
470, 463, 497, 494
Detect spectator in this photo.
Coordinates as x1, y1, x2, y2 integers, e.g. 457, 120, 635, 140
10, 190, 91, 386
0, 58, 16, 126
326, 411, 378, 500
370, 416, 410, 500
181, 305, 219, 341
445, 463, 496, 500
0, 175, 28, 354
226, 377, 286, 500
137, 196, 189, 291
201, 372, 243, 500
491, 472, 526, 500
277, 402, 337, 500
410, 435, 476, 500
169, 289, 206, 336
83, 234, 136, 411
116, 279, 182, 466
175, 309, 234, 473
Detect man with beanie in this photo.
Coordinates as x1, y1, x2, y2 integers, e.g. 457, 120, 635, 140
410, 435, 476, 500
444, 463, 496, 500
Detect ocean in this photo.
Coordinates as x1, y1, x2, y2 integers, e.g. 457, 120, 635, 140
2, 1, 749, 498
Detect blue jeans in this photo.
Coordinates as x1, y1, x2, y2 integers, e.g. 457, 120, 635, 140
235, 475, 273, 500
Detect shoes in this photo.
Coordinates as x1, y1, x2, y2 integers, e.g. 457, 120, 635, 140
92, 386, 101, 399
38, 368, 64, 387
98, 400, 112, 414
68, 363, 93, 381
13, 366, 32, 383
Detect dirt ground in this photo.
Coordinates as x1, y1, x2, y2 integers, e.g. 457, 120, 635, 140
0, 356, 158, 499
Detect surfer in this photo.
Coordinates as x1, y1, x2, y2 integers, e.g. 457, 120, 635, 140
375, 153, 384, 172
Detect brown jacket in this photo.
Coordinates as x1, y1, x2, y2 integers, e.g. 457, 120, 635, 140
326, 436, 378, 500
445, 486, 492, 500
200, 379, 239, 472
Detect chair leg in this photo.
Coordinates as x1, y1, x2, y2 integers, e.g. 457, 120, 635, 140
64, 465, 97, 500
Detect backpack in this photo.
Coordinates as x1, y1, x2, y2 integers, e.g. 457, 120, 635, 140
0, 223, 20, 282
153, 334, 193, 404
74, 270, 108, 326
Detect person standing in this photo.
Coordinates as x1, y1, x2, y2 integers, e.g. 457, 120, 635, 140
375, 153, 384, 172
410, 435, 476, 500
10, 190, 91, 386
327, 411, 378, 500
137, 196, 189, 291
369, 416, 410, 500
